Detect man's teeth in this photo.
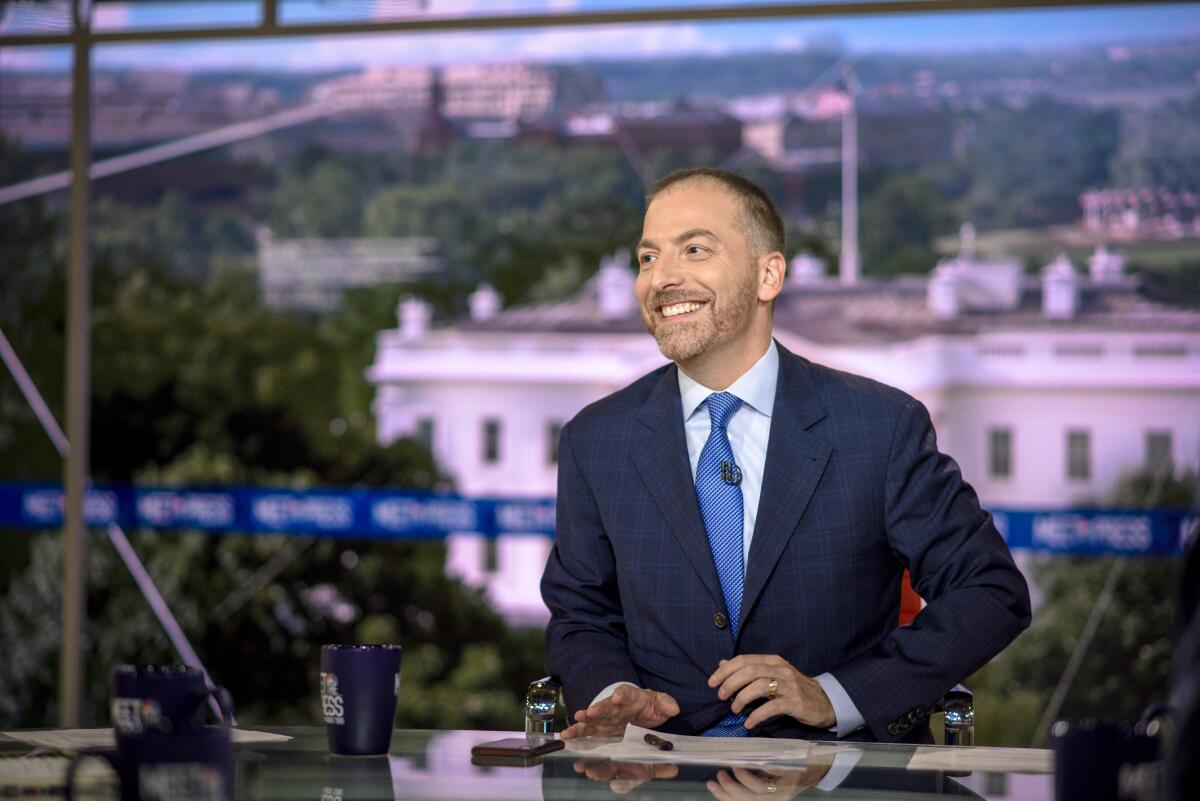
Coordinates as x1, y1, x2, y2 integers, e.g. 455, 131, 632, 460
661, 302, 704, 318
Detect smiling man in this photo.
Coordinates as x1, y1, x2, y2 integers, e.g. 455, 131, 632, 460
540, 168, 1030, 744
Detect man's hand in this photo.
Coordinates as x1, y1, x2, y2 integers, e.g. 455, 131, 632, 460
573, 759, 680, 794
561, 685, 680, 739
706, 760, 835, 801
708, 655, 835, 730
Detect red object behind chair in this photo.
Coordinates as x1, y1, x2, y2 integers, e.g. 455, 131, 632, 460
898, 570, 923, 626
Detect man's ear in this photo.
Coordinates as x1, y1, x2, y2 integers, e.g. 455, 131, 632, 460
758, 251, 787, 302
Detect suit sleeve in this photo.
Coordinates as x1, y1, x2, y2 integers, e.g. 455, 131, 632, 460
830, 398, 1032, 742
540, 422, 639, 713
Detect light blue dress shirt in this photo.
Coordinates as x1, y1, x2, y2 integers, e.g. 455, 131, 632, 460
676, 341, 865, 739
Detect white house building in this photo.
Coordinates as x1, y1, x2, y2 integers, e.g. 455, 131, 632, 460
368, 248, 1200, 626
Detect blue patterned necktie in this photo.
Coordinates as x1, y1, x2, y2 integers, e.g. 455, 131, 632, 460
696, 392, 749, 737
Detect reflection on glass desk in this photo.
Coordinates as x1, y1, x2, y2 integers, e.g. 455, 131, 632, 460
0, 727, 1055, 800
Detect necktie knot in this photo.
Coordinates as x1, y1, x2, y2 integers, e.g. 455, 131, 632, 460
706, 392, 742, 430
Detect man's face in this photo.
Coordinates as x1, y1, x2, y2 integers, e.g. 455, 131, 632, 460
635, 180, 763, 364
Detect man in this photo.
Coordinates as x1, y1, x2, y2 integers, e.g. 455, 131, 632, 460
540, 168, 1030, 743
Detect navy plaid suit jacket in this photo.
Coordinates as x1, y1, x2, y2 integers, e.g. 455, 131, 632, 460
541, 343, 1031, 742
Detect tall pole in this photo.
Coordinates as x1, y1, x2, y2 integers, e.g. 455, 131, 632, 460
60, 0, 92, 728
839, 68, 859, 285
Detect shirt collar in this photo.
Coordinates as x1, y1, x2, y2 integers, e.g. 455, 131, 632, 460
678, 340, 779, 422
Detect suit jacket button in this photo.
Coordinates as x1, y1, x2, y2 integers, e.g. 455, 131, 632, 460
888, 723, 901, 736
713, 612, 728, 630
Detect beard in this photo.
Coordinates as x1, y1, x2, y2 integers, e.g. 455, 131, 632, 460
643, 268, 759, 363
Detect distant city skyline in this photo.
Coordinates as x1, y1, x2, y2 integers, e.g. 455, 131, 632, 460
2, 2, 1198, 72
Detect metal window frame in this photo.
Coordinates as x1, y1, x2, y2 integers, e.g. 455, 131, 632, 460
0, 0, 1188, 47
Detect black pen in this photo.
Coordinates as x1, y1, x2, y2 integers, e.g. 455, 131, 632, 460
643, 733, 674, 751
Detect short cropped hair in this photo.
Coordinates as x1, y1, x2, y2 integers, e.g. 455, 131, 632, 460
645, 168, 786, 257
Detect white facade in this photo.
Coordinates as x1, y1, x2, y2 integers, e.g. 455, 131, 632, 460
368, 252, 1200, 626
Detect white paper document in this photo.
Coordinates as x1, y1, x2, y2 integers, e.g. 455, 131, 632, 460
563, 724, 844, 767
907, 745, 1054, 774
0, 727, 292, 751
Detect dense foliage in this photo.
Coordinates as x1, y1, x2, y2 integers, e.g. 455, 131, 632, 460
968, 470, 1195, 747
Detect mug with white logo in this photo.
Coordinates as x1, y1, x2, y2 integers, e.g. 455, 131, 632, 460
321, 644, 402, 756
66, 666, 235, 801
110, 665, 222, 743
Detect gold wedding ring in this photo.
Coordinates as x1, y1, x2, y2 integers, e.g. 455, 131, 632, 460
767, 678, 779, 699
765, 779, 778, 793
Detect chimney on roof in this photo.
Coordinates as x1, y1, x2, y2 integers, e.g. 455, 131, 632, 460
1042, 255, 1080, 320
927, 259, 963, 320
597, 249, 636, 319
398, 296, 431, 340
1088, 245, 1125, 284
959, 222, 976, 261
788, 252, 826, 285
468, 283, 501, 321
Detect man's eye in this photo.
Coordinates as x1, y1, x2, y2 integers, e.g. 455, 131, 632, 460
639, 253, 656, 264
686, 245, 707, 255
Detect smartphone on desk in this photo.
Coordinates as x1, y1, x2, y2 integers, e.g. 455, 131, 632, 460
470, 737, 565, 759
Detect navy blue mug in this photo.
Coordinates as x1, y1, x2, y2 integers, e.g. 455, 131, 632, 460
320, 644, 402, 756
110, 665, 219, 742
1051, 719, 1164, 801
66, 726, 234, 801
66, 673, 235, 801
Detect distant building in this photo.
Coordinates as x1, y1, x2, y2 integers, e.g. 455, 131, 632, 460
612, 103, 743, 158
1081, 186, 1200, 239
309, 64, 604, 122
521, 101, 743, 160
257, 231, 441, 312
0, 71, 283, 149
782, 95, 956, 168
723, 88, 957, 171
369, 247, 1200, 625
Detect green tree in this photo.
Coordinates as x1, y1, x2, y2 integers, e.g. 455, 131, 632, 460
268, 160, 368, 238
859, 173, 956, 276
0, 232, 541, 730
969, 469, 1195, 746
962, 97, 1120, 228
1111, 95, 1200, 189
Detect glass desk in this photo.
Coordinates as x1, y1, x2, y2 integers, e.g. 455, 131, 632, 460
0, 727, 1055, 800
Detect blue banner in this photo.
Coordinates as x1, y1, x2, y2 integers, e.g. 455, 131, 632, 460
0, 481, 1193, 555
993, 510, 1195, 556
0, 482, 555, 539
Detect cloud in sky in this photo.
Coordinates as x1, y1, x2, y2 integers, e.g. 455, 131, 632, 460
87, 18, 733, 71
3, 3, 1198, 72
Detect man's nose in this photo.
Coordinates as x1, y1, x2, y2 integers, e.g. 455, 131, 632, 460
649, 254, 684, 291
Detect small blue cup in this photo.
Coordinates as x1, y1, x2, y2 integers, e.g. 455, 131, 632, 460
320, 644, 402, 756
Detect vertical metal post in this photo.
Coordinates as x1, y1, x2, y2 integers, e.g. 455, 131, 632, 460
262, 0, 278, 31
839, 68, 859, 286
59, 0, 92, 729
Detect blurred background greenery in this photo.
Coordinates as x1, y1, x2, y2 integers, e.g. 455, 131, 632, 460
1, 50, 1197, 736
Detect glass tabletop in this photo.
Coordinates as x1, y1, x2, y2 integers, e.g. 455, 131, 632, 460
1, 727, 1055, 800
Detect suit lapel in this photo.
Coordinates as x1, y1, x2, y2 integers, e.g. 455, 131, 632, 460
737, 347, 832, 639
631, 366, 726, 610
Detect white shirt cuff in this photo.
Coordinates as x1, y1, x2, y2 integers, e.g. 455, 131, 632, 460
590, 681, 640, 708
814, 748, 864, 791
814, 673, 865, 738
